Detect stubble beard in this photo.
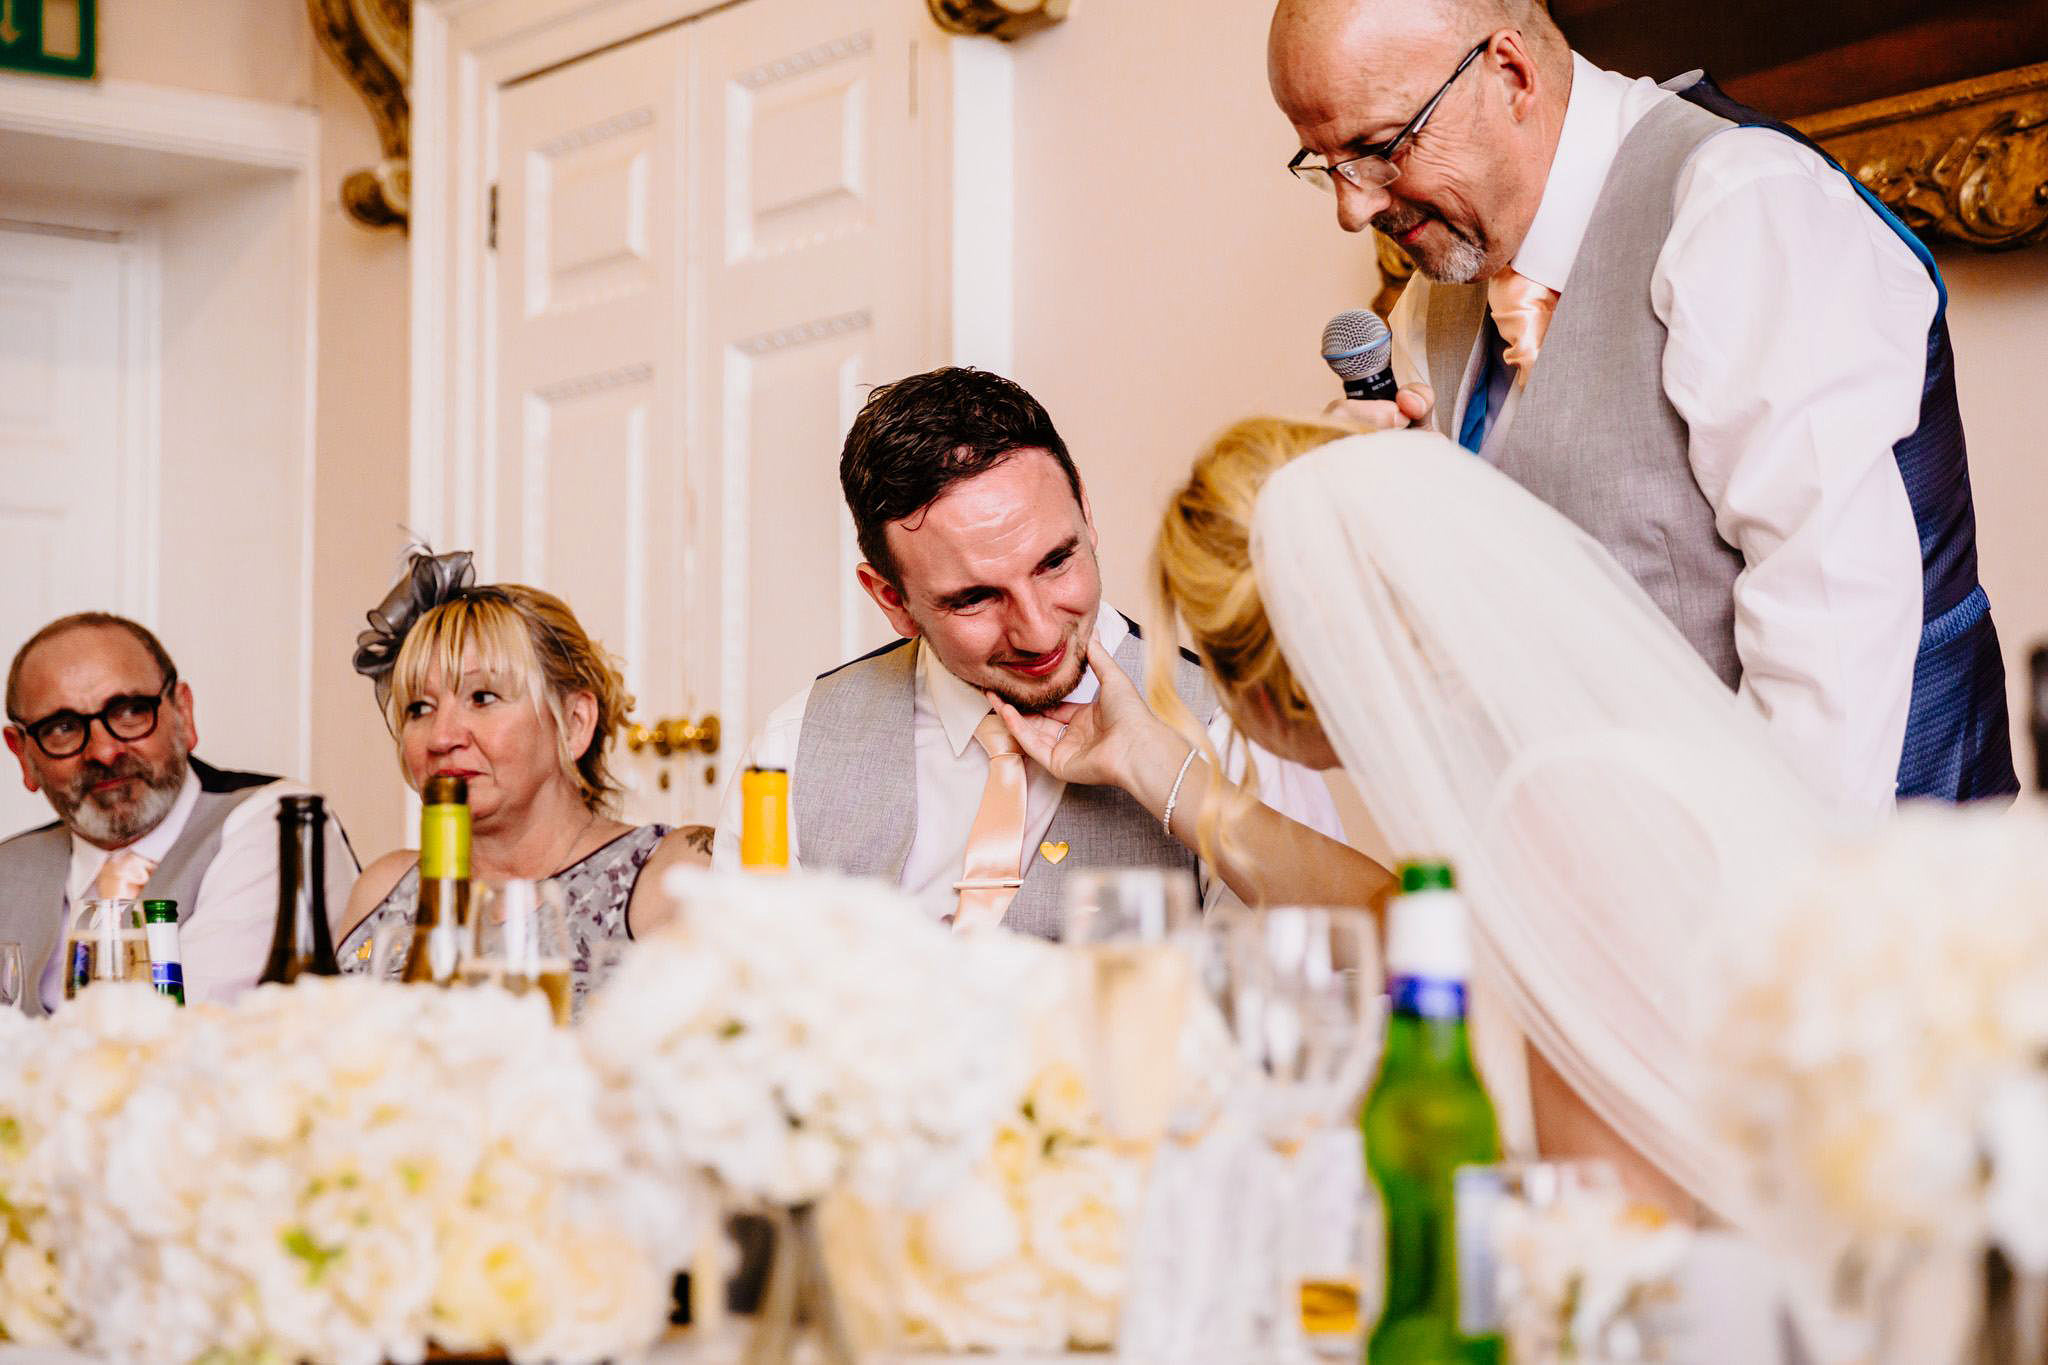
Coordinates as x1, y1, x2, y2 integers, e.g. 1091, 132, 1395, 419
985, 640, 1090, 715
45, 734, 190, 847
1375, 209, 1490, 285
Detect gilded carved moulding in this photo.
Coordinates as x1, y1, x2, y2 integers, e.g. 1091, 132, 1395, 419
925, 0, 1071, 43
1793, 61, 2048, 252
308, 0, 411, 231
1375, 59, 2048, 306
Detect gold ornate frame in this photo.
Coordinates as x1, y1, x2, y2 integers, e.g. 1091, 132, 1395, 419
1374, 58, 2048, 307
308, 0, 411, 230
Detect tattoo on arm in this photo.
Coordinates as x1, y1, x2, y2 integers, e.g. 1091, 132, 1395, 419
681, 824, 715, 856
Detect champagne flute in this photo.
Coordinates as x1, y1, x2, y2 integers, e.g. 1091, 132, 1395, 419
463, 879, 574, 1024
1057, 866, 1201, 1151
0, 941, 23, 1011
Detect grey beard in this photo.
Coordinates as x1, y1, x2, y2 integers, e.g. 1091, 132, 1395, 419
1418, 232, 1490, 285
48, 748, 189, 846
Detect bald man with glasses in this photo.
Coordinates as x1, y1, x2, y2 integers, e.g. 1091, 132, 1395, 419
1266, 0, 2016, 815
1, 613, 358, 1013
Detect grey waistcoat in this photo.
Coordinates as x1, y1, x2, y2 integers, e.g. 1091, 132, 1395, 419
0, 758, 282, 1016
793, 619, 1217, 940
1420, 93, 1744, 686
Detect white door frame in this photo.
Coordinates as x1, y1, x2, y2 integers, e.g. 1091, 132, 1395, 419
410, 0, 1015, 556
0, 77, 321, 774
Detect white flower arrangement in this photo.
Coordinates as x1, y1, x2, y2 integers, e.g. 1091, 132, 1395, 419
823, 948, 1191, 1354
1707, 801, 2048, 1271
579, 867, 1045, 1210
1, 978, 695, 1365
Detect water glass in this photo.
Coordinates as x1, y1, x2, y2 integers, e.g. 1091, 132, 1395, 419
0, 941, 23, 1010
463, 879, 574, 1024
61, 898, 150, 999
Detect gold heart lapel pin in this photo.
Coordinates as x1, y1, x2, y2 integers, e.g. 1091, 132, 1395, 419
1040, 840, 1071, 865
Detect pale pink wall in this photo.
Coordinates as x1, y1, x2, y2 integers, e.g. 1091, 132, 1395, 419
100, 2, 411, 851
1940, 248, 2048, 789
1006, 5, 1379, 622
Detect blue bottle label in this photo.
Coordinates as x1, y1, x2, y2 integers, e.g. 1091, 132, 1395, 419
150, 962, 184, 991
1390, 973, 1467, 1020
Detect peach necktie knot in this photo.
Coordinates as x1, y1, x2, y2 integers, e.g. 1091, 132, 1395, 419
93, 849, 156, 901
1486, 267, 1560, 385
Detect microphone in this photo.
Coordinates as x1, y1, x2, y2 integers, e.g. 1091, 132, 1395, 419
1322, 309, 1398, 402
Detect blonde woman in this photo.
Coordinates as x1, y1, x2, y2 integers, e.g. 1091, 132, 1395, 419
1153, 418, 1827, 1221
336, 553, 709, 1012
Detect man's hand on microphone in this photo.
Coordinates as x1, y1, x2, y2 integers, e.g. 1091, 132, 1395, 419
1323, 383, 1433, 431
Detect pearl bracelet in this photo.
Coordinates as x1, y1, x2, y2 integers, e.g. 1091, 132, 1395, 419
1162, 748, 1201, 836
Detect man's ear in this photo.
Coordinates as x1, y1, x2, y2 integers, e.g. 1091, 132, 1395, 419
171, 680, 198, 756
1078, 478, 1098, 553
1493, 30, 1541, 121
855, 563, 921, 640
4, 727, 41, 795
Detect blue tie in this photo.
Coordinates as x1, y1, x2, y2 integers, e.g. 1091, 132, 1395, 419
1458, 316, 1508, 455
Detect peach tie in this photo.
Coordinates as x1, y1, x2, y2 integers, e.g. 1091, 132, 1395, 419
1486, 267, 1560, 385
93, 849, 156, 901
952, 713, 1027, 933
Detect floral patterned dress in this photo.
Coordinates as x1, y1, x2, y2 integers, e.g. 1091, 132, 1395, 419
337, 824, 670, 1019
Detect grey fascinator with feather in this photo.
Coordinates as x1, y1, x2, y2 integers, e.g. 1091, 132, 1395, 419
352, 548, 477, 709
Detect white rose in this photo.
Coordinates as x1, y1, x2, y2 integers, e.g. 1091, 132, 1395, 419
1025, 1147, 1139, 1339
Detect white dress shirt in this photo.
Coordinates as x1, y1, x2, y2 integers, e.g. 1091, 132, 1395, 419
57, 768, 359, 1006
1390, 54, 1928, 818
714, 609, 1344, 921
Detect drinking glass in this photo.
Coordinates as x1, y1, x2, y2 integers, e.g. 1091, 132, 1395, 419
0, 941, 23, 1010
1057, 867, 1202, 1150
463, 879, 574, 1024
1222, 907, 1382, 1364
60, 898, 151, 999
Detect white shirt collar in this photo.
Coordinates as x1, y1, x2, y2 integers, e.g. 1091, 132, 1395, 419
65, 765, 201, 896
1509, 54, 1639, 293
918, 608, 1133, 759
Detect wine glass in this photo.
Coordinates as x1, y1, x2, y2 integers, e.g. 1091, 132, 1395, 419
463, 879, 574, 1024
0, 941, 23, 1011
1221, 907, 1381, 1363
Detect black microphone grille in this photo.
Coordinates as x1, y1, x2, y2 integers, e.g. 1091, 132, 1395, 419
1321, 309, 1392, 382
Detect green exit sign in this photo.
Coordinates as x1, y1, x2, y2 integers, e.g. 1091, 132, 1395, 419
0, 0, 94, 80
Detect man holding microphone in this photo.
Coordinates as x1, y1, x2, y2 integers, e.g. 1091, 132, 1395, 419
1267, 0, 2017, 812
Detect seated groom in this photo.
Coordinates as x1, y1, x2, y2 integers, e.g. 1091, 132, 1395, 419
715, 367, 1389, 935
1, 614, 358, 1012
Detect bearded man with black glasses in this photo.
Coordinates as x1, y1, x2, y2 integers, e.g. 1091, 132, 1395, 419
0, 613, 358, 1014
1268, 0, 2016, 814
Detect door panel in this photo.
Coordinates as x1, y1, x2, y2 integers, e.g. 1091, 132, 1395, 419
0, 227, 132, 837
493, 28, 689, 825
488, 0, 935, 826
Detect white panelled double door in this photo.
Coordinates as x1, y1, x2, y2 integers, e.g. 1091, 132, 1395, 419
487, 0, 935, 825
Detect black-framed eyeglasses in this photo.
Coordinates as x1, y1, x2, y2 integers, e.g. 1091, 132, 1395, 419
1288, 37, 1491, 195
7, 674, 178, 760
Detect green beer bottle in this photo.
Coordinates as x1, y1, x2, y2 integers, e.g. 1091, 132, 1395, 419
1363, 861, 1502, 1365
142, 900, 184, 1005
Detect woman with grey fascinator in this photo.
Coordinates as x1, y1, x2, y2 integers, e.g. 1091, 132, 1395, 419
335, 547, 710, 1016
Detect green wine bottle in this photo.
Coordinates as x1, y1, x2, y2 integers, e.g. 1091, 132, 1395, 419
1363, 860, 1503, 1365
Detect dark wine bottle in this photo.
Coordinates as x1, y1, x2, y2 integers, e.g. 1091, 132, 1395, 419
260, 795, 341, 983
